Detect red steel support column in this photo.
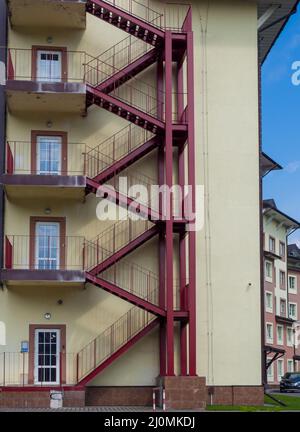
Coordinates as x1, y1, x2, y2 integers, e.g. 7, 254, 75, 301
187, 30, 197, 376
178, 57, 188, 376
157, 56, 166, 376
165, 30, 174, 376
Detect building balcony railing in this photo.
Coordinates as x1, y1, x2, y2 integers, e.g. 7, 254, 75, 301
4, 235, 85, 271
0, 352, 78, 387
4, 48, 89, 114
7, 48, 89, 83
5, 141, 87, 176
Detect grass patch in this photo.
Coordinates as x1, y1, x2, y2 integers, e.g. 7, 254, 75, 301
206, 393, 300, 412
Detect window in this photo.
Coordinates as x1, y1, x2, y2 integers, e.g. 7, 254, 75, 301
265, 292, 273, 312
277, 325, 284, 345
288, 275, 297, 294
267, 360, 274, 382
266, 323, 273, 343
35, 222, 60, 270
280, 271, 286, 289
37, 136, 62, 175
29, 324, 66, 386
287, 327, 294, 347
265, 261, 273, 281
36, 50, 62, 82
279, 241, 285, 258
269, 236, 276, 253
287, 360, 294, 373
277, 359, 284, 381
289, 303, 298, 320
29, 217, 66, 270
31, 131, 67, 175
280, 299, 287, 317
34, 329, 60, 384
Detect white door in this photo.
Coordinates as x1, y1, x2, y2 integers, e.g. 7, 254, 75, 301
37, 50, 62, 82
35, 222, 60, 270
37, 136, 62, 175
34, 329, 60, 385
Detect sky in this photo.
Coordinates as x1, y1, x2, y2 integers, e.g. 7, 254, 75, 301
262, 5, 300, 243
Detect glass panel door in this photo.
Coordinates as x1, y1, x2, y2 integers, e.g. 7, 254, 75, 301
37, 50, 62, 82
35, 222, 60, 270
34, 329, 60, 385
37, 136, 62, 175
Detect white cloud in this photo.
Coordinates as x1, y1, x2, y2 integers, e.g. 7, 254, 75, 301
285, 160, 300, 173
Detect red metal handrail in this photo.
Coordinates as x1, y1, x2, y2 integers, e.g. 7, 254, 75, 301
76, 305, 156, 381
85, 124, 154, 178
88, 218, 153, 255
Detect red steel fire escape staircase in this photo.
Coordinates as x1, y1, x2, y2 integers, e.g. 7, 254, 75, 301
74, 0, 195, 387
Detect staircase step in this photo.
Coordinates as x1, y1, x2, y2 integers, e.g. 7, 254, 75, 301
86, 177, 161, 221
96, 49, 158, 95
88, 225, 158, 275
86, 85, 164, 133
86, 273, 164, 316
77, 316, 159, 386
86, 0, 165, 45
92, 136, 159, 184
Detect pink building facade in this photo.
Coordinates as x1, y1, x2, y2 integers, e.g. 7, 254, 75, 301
263, 199, 300, 387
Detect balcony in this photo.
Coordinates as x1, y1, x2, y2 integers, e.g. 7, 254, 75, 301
7, 0, 86, 30
2, 235, 86, 286
6, 48, 87, 114
1, 140, 87, 199
0, 351, 78, 387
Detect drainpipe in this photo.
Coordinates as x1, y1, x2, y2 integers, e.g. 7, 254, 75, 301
0, 1, 7, 286
258, 41, 267, 390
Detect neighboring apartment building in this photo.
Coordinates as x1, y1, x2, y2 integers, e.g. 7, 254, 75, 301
0, 0, 297, 408
263, 198, 300, 386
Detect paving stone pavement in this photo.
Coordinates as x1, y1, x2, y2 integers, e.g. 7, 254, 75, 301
0, 406, 202, 412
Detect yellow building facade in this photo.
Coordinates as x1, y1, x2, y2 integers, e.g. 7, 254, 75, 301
0, 0, 293, 408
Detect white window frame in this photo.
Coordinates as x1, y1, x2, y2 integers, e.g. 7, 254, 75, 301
266, 322, 273, 344
265, 291, 273, 313
267, 358, 274, 382
288, 275, 297, 294
287, 359, 294, 373
269, 236, 276, 253
265, 260, 273, 282
37, 135, 62, 175
277, 358, 284, 381
277, 324, 284, 345
280, 271, 286, 289
289, 302, 298, 321
34, 329, 60, 385
35, 222, 60, 270
279, 241, 285, 258
36, 50, 62, 83
287, 327, 294, 347
280, 299, 287, 317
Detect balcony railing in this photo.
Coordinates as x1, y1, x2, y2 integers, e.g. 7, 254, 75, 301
5, 235, 85, 271
6, 48, 92, 83
6, 141, 87, 176
0, 352, 77, 386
